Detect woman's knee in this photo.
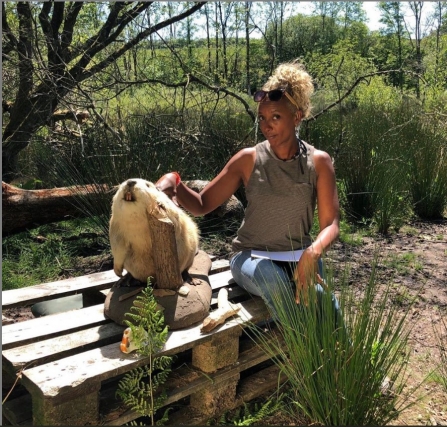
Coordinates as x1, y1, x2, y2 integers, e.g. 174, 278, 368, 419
230, 251, 291, 300
230, 251, 263, 297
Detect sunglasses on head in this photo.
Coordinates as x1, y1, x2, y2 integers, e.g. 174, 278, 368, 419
253, 88, 300, 110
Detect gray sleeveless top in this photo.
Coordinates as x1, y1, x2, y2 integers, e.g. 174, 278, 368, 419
232, 139, 317, 252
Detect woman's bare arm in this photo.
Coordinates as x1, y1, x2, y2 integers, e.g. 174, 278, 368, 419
294, 149, 340, 303
174, 147, 255, 217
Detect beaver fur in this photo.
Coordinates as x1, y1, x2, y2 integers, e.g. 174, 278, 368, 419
109, 178, 199, 283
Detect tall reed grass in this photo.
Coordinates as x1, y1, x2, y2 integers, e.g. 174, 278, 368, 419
308, 78, 446, 232
433, 313, 447, 394
23, 88, 255, 242
246, 255, 423, 425
407, 115, 447, 219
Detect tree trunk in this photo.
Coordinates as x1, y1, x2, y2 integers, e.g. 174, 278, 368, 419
2, 182, 112, 236
2, 2, 206, 182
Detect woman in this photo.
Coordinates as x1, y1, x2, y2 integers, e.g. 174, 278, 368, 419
156, 60, 340, 315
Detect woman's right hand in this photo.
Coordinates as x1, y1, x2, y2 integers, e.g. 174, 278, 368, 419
155, 172, 180, 204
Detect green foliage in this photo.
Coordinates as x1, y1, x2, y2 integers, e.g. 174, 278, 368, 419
422, 34, 447, 95
407, 116, 447, 219
1, 218, 107, 290
278, 13, 342, 59
207, 394, 285, 426
123, 285, 169, 356
116, 285, 172, 425
432, 312, 447, 394
308, 40, 376, 100
246, 254, 423, 425
338, 219, 366, 246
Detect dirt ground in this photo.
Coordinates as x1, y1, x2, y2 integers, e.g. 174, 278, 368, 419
3, 219, 446, 425
328, 219, 447, 426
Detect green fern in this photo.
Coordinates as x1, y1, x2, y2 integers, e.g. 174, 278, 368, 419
206, 394, 285, 426
233, 397, 285, 426
116, 282, 173, 425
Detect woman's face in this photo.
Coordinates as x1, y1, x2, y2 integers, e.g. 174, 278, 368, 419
257, 98, 300, 149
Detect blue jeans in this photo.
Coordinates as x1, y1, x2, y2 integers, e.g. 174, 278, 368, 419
230, 250, 343, 331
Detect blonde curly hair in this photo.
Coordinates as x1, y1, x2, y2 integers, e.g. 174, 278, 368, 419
262, 60, 314, 119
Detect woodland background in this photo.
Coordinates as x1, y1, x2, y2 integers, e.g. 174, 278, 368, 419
2, 3, 447, 425
2, 0, 447, 282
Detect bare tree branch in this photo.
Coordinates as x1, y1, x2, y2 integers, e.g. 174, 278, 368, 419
79, 2, 206, 81
309, 70, 404, 121
2, 2, 208, 181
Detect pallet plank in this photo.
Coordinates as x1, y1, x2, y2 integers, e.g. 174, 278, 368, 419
2, 304, 109, 350
21, 297, 268, 400
2, 322, 126, 376
2, 259, 230, 309
2, 270, 118, 309
2, 284, 245, 375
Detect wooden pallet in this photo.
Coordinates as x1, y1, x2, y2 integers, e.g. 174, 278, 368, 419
2, 257, 283, 426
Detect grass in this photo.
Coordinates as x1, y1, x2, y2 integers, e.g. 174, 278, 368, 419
2, 218, 109, 290
245, 253, 424, 425
433, 312, 447, 394
338, 219, 366, 246
383, 252, 424, 275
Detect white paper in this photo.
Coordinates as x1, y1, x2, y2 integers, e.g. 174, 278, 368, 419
251, 249, 304, 262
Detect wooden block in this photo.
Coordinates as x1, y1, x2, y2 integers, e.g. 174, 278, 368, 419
192, 328, 242, 373
189, 375, 240, 417
32, 384, 100, 425
147, 213, 183, 289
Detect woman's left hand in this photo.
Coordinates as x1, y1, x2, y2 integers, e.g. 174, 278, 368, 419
293, 247, 323, 305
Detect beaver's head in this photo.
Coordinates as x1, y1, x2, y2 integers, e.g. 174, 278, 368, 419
112, 178, 173, 219
117, 178, 157, 203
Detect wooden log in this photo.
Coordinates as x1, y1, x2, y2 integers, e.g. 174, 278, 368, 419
2, 181, 112, 235
147, 209, 183, 289
2, 180, 243, 236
